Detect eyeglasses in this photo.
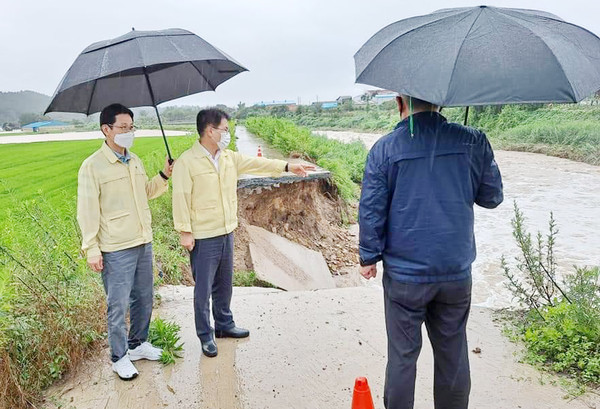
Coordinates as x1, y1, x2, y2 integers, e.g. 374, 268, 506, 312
109, 124, 136, 132
212, 126, 229, 133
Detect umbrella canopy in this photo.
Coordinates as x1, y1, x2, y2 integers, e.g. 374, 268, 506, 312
354, 6, 600, 107
46, 28, 247, 114
45, 28, 247, 159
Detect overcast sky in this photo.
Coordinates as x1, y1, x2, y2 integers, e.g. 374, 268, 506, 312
2, 0, 599, 108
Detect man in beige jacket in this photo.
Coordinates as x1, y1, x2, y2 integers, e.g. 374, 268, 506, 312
77, 103, 173, 379
172, 108, 313, 357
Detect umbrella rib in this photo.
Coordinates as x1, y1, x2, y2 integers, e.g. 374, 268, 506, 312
495, 7, 599, 36
443, 9, 483, 104
495, 12, 582, 100
355, 10, 468, 59
85, 80, 98, 116
164, 35, 217, 91
188, 61, 217, 91
142, 66, 158, 106
134, 36, 148, 68
356, 10, 472, 79
166, 35, 188, 60
496, 8, 600, 49
83, 32, 190, 54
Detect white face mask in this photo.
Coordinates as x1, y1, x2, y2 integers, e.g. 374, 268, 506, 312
114, 131, 135, 149
213, 130, 231, 151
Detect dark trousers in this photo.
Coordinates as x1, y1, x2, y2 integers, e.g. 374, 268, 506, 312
383, 273, 472, 409
189, 233, 236, 342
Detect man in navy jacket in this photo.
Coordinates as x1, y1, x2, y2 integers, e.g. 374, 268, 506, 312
359, 95, 503, 409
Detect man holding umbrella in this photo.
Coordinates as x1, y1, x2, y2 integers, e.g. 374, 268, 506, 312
359, 95, 503, 409
43, 26, 254, 375
352, 4, 600, 407
45, 27, 249, 378
172, 108, 314, 357
77, 103, 173, 380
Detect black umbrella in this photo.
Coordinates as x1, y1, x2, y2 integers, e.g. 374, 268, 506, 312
45, 28, 247, 160
355, 5, 600, 122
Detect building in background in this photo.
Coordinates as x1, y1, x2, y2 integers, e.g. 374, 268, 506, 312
336, 96, 352, 105
21, 120, 71, 132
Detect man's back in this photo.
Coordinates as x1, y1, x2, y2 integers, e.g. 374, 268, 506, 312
359, 111, 503, 283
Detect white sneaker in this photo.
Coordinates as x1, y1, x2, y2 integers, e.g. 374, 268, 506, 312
128, 341, 163, 361
112, 355, 139, 380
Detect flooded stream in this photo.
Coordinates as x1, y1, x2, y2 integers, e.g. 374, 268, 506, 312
318, 130, 600, 308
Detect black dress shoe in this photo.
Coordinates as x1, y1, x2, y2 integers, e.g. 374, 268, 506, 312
201, 340, 218, 357
215, 326, 250, 339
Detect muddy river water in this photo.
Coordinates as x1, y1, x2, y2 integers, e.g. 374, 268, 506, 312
316, 130, 600, 308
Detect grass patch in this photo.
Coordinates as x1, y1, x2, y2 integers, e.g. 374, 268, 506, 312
233, 270, 275, 288
426, 104, 600, 165
244, 117, 368, 201
0, 136, 190, 210
495, 121, 600, 165
147, 318, 184, 365
0, 134, 203, 286
228, 119, 238, 151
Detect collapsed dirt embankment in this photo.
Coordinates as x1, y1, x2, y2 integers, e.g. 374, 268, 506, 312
234, 178, 359, 276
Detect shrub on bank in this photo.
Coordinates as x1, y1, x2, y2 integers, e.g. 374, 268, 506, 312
502, 202, 600, 386
245, 117, 368, 201
497, 121, 600, 165
0, 199, 105, 408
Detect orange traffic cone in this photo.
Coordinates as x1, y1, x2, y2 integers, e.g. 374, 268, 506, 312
352, 377, 375, 409
257, 145, 263, 157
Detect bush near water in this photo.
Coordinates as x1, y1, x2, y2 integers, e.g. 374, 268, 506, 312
502, 202, 600, 388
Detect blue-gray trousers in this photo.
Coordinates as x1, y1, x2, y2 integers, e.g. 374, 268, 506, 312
189, 233, 236, 342
383, 273, 472, 409
101, 243, 154, 362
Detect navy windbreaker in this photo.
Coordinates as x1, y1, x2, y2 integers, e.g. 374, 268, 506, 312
358, 112, 503, 283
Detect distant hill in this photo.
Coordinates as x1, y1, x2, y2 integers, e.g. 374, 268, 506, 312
0, 90, 223, 128
0, 90, 51, 125
0, 91, 95, 126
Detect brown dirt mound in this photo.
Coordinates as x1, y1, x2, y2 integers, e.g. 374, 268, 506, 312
234, 179, 358, 275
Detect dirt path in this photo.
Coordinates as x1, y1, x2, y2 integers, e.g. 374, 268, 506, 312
45, 286, 600, 409
319, 130, 600, 308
